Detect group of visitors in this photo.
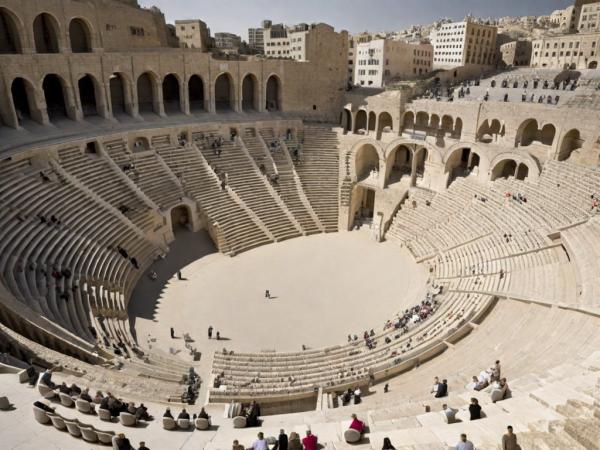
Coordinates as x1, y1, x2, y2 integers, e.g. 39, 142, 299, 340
338, 386, 362, 405
163, 406, 208, 422
207, 325, 222, 340
431, 376, 449, 398
236, 429, 317, 450
112, 433, 150, 450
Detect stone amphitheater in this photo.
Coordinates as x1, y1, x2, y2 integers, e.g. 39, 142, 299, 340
1, 1, 600, 449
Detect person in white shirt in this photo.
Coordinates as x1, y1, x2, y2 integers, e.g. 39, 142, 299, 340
252, 432, 268, 450
455, 433, 475, 450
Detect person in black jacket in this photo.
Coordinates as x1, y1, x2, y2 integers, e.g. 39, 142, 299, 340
434, 379, 448, 398
469, 398, 482, 420
278, 429, 288, 450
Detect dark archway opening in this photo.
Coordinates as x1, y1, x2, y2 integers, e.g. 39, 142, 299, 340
266, 75, 281, 111
11, 78, 33, 123
42, 74, 67, 121
242, 74, 258, 111
0, 8, 21, 54
33, 13, 59, 53
137, 73, 156, 114
171, 205, 192, 232
110, 73, 127, 115
215, 73, 233, 112
162, 74, 181, 114
188, 75, 204, 112
69, 18, 92, 53
78, 75, 98, 117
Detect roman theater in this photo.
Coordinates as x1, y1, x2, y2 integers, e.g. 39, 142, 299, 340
0, 1, 599, 449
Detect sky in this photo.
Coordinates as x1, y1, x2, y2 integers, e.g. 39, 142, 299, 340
139, 0, 574, 40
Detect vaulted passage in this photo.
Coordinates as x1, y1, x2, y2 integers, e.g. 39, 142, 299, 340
162, 74, 181, 114
0, 8, 21, 54
33, 13, 59, 53
266, 75, 281, 111
110, 73, 127, 115
188, 75, 205, 112
242, 74, 258, 111
215, 73, 233, 112
137, 72, 156, 114
78, 75, 98, 117
69, 18, 92, 53
42, 74, 67, 121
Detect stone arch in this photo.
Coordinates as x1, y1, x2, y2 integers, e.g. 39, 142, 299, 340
214, 72, 235, 112
42, 74, 68, 121
385, 144, 413, 186
491, 159, 518, 180
368, 111, 376, 133
109, 73, 131, 116
377, 111, 393, 138
385, 138, 443, 165
401, 111, 415, 132
441, 115, 454, 135
0, 7, 23, 54
265, 74, 282, 111
477, 118, 504, 143
429, 114, 440, 130
490, 153, 539, 182
33, 12, 60, 53
415, 111, 429, 131
540, 123, 556, 146
77, 74, 101, 117
341, 108, 352, 133
355, 143, 381, 181
453, 117, 463, 139
188, 75, 205, 112
11, 77, 40, 124
558, 129, 583, 161
354, 110, 367, 134
68, 17, 92, 53
170, 204, 193, 232
414, 146, 429, 184
241, 73, 259, 111
515, 118, 539, 147
516, 163, 529, 180
162, 73, 182, 114
589, 61, 598, 69
132, 136, 150, 151
137, 71, 159, 114
444, 146, 485, 187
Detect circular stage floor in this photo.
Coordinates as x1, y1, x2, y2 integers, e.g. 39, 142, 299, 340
130, 231, 427, 354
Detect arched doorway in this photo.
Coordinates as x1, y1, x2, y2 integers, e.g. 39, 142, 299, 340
415, 112, 429, 133
171, 205, 192, 232
354, 110, 367, 134
188, 75, 204, 112
109, 73, 127, 115
401, 112, 415, 133
385, 145, 413, 186
162, 74, 181, 114
516, 163, 529, 180
242, 74, 258, 111
558, 129, 583, 161
69, 18, 92, 53
540, 124, 556, 146
355, 144, 380, 182
341, 109, 352, 134
137, 72, 157, 114
516, 119, 538, 146
0, 7, 22, 54
42, 74, 68, 121
11, 78, 36, 124
266, 75, 281, 111
445, 147, 480, 187
368, 111, 376, 133
589, 61, 598, 69
78, 75, 98, 117
351, 186, 376, 229
214, 72, 234, 112
377, 112, 393, 138
33, 13, 60, 53
491, 159, 517, 180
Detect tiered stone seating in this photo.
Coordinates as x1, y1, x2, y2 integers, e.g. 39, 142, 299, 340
209, 290, 493, 401
197, 135, 302, 241
561, 218, 600, 313
0, 157, 160, 350
259, 128, 322, 234
131, 152, 185, 211
290, 125, 340, 232
157, 145, 272, 254
58, 146, 156, 232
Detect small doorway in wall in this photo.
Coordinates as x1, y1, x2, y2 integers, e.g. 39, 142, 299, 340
171, 205, 192, 232
351, 186, 375, 230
